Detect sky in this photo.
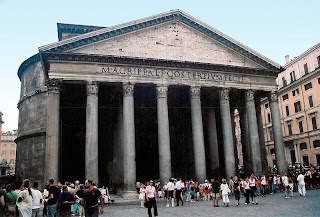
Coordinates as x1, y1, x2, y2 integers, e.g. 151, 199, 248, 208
0, 0, 319, 132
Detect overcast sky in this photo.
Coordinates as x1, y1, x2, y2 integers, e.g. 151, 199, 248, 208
0, 0, 319, 132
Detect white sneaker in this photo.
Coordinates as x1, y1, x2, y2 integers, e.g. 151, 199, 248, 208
166, 204, 169, 208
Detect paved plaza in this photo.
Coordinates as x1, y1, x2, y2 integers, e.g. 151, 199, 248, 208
99, 189, 320, 217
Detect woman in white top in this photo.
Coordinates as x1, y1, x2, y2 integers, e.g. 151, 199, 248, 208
139, 183, 146, 208
249, 175, 258, 204
244, 177, 250, 204
220, 179, 230, 207
18, 179, 33, 217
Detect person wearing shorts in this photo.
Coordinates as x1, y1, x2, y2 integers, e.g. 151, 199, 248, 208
211, 178, 220, 207
249, 175, 258, 205
166, 179, 175, 208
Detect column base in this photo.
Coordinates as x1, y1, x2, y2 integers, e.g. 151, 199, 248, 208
122, 191, 138, 200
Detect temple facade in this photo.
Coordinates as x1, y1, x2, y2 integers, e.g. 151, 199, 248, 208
16, 10, 286, 196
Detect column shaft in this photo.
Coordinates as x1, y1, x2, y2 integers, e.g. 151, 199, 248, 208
219, 88, 236, 178
255, 98, 269, 174
157, 85, 172, 184
123, 83, 137, 196
85, 82, 99, 185
239, 108, 252, 176
269, 92, 287, 174
208, 109, 219, 171
190, 86, 206, 182
246, 90, 262, 175
230, 109, 239, 173
45, 79, 61, 183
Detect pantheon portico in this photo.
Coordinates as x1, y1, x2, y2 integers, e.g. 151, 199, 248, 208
16, 10, 286, 196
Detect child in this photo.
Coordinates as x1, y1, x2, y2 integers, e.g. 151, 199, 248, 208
220, 179, 230, 207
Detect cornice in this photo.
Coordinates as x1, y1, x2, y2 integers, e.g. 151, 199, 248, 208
17, 53, 40, 80
284, 42, 320, 69
57, 23, 105, 41
17, 87, 48, 108
41, 52, 278, 77
39, 10, 281, 71
277, 67, 320, 95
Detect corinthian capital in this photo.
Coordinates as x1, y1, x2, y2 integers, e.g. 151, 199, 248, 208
87, 82, 99, 95
219, 88, 229, 100
156, 85, 168, 98
190, 86, 201, 99
123, 83, 134, 97
245, 90, 255, 103
269, 91, 278, 103
46, 79, 62, 93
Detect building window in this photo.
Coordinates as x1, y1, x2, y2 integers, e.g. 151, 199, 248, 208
265, 103, 269, 109
282, 77, 287, 87
317, 56, 320, 67
311, 116, 318, 130
3, 137, 7, 140
267, 113, 271, 123
287, 122, 293, 135
268, 127, 274, 141
318, 77, 320, 84
9, 159, 14, 164
292, 88, 299, 97
294, 101, 301, 113
1, 159, 6, 165
300, 142, 308, 150
2, 144, 7, 148
282, 94, 289, 101
11, 144, 15, 148
10, 150, 15, 155
302, 155, 309, 166
304, 82, 312, 91
285, 105, 290, 116
308, 95, 314, 108
270, 148, 275, 155
290, 71, 296, 82
297, 120, 304, 133
304, 63, 309, 74
314, 140, 320, 149
2, 150, 6, 155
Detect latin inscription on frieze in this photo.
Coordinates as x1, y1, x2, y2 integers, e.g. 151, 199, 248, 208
98, 66, 245, 83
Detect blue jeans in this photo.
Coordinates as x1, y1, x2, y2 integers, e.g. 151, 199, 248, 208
47, 204, 56, 217
284, 186, 289, 197
257, 187, 261, 195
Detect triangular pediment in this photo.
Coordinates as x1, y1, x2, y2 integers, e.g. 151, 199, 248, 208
39, 10, 281, 71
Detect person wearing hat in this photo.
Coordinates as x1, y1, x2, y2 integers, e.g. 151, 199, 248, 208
54, 185, 75, 217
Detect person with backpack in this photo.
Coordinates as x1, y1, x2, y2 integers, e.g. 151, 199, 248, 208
203, 180, 211, 201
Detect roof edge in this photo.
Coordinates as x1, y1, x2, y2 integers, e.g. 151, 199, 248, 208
17, 53, 40, 80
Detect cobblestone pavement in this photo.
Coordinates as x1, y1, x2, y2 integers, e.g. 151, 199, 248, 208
97, 189, 320, 217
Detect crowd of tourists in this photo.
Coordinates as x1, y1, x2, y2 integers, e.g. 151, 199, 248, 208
0, 178, 104, 217
137, 167, 319, 217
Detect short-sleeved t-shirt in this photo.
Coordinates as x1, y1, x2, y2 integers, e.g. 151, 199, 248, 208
83, 188, 102, 208
48, 186, 60, 205
58, 192, 75, 211
7, 190, 18, 207
32, 189, 43, 209
211, 181, 220, 193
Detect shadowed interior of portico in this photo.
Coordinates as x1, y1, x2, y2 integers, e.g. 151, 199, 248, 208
59, 82, 253, 190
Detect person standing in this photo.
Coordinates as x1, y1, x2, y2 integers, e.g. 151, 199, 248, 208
75, 184, 85, 217
203, 180, 211, 201
32, 182, 43, 217
82, 180, 104, 217
166, 178, 175, 207
211, 178, 220, 207
145, 180, 158, 217
282, 173, 290, 198
136, 181, 141, 194
175, 178, 183, 206
54, 185, 75, 217
17, 179, 33, 217
297, 172, 306, 196
249, 175, 258, 204
261, 175, 267, 197
232, 176, 241, 206
6, 184, 17, 217
139, 183, 145, 208
47, 179, 60, 217
220, 179, 230, 207
243, 177, 250, 205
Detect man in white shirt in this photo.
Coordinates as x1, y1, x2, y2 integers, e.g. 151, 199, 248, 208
297, 172, 306, 196
282, 174, 289, 198
166, 179, 175, 208
32, 182, 43, 217
175, 178, 184, 206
